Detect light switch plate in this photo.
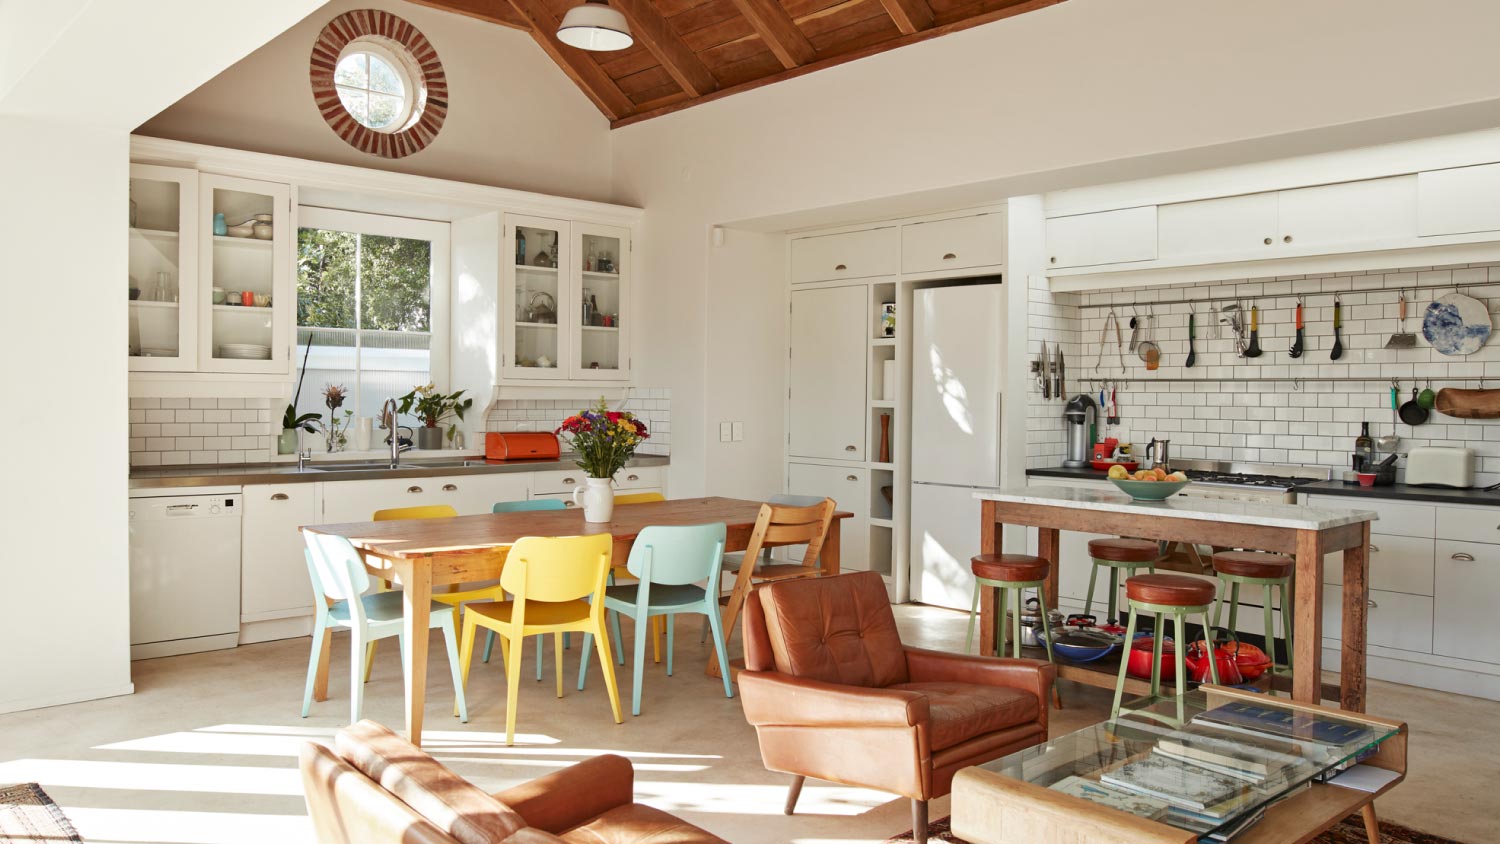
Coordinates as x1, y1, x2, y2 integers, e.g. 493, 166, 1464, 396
732, 421, 744, 441
719, 422, 732, 442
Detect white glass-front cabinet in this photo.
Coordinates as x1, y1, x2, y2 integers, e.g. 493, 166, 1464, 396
198, 174, 293, 374
128, 164, 199, 371
501, 215, 632, 384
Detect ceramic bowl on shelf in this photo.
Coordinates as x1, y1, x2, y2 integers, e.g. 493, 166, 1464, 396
1108, 478, 1190, 501
252, 222, 273, 240
225, 222, 255, 238
212, 287, 226, 304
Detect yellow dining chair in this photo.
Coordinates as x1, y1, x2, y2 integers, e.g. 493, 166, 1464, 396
458, 533, 623, 745
614, 491, 666, 505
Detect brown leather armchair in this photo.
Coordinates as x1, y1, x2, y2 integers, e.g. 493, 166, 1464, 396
738, 571, 1055, 841
301, 720, 727, 844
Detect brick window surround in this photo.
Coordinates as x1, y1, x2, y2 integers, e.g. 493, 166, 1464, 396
309, 9, 447, 159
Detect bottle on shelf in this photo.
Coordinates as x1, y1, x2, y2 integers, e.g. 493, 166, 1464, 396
516, 229, 527, 266
1353, 421, 1373, 472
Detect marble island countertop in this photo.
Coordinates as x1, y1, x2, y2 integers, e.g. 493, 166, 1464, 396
976, 485, 1378, 531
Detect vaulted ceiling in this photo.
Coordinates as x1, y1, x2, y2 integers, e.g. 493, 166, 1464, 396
407, 0, 1065, 127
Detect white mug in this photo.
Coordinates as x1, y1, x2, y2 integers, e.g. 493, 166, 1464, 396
354, 417, 374, 451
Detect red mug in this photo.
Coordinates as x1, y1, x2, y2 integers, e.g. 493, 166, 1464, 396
241, 290, 255, 306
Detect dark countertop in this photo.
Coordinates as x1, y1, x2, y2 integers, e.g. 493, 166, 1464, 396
130, 454, 670, 490
1024, 466, 1500, 507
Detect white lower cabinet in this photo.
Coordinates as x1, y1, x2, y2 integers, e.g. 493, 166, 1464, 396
1322, 532, 1434, 596
1321, 584, 1433, 655
240, 482, 319, 641
432, 473, 532, 514
1434, 539, 1500, 663
787, 462, 868, 572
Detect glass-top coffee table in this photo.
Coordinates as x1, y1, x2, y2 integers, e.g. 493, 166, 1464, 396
951, 686, 1407, 844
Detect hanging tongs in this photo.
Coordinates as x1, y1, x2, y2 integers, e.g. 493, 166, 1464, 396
1095, 310, 1121, 372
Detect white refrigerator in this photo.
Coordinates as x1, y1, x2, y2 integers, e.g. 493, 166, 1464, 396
909, 284, 1005, 609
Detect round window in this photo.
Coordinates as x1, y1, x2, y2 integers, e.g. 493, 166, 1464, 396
310, 10, 447, 159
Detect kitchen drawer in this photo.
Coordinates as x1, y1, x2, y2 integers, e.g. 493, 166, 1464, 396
1435, 504, 1500, 545
1306, 494, 1432, 538
531, 466, 660, 495
900, 213, 1004, 275
790, 227, 899, 284
433, 472, 532, 515
1433, 538, 1500, 663
1321, 584, 1433, 654
1322, 532, 1434, 596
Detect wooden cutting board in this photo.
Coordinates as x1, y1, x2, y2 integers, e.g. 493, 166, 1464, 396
1434, 388, 1500, 419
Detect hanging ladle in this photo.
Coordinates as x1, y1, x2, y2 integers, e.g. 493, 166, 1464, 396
1376, 381, 1401, 452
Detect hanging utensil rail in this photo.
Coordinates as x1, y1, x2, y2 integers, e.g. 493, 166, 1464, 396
1074, 279, 1500, 311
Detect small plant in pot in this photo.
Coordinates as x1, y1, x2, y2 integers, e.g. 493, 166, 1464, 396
398, 384, 473, 450
279, 404, 323, 455
318, 384, 354, 453
554, 398, 650, 523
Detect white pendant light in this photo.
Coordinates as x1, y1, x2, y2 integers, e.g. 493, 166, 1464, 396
557, 0, 633, 51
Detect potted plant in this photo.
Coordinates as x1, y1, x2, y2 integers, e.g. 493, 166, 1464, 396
554, 398, 651, 522
398, 384, 473, 450
280, 336, 322, 454
318, 384, 354, 453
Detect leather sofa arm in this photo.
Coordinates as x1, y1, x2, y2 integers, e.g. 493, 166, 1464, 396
904, 647, 1055, 702
492, 754, 634, 834
740, 670, 930, 728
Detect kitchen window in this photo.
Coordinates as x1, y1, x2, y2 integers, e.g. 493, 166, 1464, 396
295, 207, 450, 425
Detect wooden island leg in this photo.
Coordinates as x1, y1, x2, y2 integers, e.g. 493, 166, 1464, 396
1341, 521, 1371, 713
398, 555, 433, 746
978, 501, 1004, 657
1292, 529, 1325, 704
1038, 527, 1060, 610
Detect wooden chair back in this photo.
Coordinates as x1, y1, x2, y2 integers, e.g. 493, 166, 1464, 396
744, 498, 837, 567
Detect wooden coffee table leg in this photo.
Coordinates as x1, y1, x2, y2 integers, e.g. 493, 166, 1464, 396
1361, 802, 1380, 842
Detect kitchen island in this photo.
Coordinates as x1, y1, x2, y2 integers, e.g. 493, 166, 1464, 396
976, 486, 1378, 711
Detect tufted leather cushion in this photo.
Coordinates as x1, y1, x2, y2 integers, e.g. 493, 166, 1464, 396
558, 804, 728, 844
1088, 538, 1162, 563
1125, 573, 1216, 607
970, 554, 1049, 583
1213, 550, 1294, 579
336, 720, 528, 844
756, 571, 909, 688
886, 682, 1041, 751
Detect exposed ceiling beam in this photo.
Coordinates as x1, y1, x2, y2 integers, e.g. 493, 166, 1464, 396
877, 0, 933, 34
404, 0, 530, 31
726, 0, 816, 69
610, 0, 720, 96
504, 0, 636, 120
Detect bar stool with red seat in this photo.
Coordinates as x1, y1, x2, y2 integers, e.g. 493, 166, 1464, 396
1212, 550, 1296, 682
965, 553, 1057, 667
1084, 538, 1162, 624
1110, 573, 1220, 723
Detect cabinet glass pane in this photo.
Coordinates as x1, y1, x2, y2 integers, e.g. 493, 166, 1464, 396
578, 231, 622, 373
513, 224, 562, 371
208, 187, 277, 362
128, 176, 183, 358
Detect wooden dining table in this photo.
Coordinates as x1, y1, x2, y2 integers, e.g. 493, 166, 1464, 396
303, 496, 849, 745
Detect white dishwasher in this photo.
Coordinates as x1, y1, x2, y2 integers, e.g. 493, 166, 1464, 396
129, 490, 242, 660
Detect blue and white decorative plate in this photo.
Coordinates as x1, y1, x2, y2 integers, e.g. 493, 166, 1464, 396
1423, 292, 1491, 356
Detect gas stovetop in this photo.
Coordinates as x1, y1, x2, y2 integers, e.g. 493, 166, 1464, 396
1183, 471, 1325, 489
1170, 459, 1332, 492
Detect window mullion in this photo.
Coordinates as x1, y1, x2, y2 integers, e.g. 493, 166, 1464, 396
354, 232, 363, 419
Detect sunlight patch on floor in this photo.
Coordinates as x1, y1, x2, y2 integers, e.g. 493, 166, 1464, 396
62, 807, 312, 844
0, 759, 301, 796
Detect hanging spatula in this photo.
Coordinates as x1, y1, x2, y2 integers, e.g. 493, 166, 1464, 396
1385, 290, 1418, 349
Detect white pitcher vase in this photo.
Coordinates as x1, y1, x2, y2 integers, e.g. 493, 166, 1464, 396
573, 477, 615, 523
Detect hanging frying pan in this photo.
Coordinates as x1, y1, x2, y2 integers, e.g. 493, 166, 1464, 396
1399, 386, 1429, 426
1424, 291, 1491, 356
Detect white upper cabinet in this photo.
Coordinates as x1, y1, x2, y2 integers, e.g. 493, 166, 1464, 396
1418, 162, 1500, 236
1158, 192, 1278, 261
198, 174, 294, 375
791, 227, 899, 284
1045, 206, 1157, 269
900, 212, 1005, 275
789, 285, 867, 461
128, 164, 199, 372
1276, 176, 1417, 251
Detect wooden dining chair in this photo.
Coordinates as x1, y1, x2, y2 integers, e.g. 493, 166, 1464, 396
457, 533, 623, 745
711, 498, 837, 678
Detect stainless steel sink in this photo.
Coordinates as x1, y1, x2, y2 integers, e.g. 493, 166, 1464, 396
307, 460, 486, 472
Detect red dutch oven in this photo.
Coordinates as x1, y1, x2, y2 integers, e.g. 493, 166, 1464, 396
1126, 636, 1174, 680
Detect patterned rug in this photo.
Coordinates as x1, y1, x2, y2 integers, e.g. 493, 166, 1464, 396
885, 814, 1467, 843
0, 784, 83, 844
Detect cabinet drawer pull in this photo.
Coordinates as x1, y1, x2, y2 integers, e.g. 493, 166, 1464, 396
1049, 256, 1057, 264
1283, 235, 1293, 243
564, 501, 576, 508
562, 477, 576, 485
270, 493, 289, 501
845, 445, 857, 452
942, 252, 957, 260
1264, 237, 1273, 245
846, 474, 858, 482
1368, 599, 1378, 609
443, 484, 458, 492
834, 263, 847, 271
1369, 544, 1379, 553
626, 474, 639, 481
407, 486, 423, 494
1451, 552, 1476, 561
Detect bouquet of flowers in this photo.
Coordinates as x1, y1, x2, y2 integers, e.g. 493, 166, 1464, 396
555, 398, 650, 479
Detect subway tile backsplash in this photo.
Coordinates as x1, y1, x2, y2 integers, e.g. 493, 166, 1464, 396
1027, 262, 1500, 485
129, 397, 274, 466
484, 388, 671, 456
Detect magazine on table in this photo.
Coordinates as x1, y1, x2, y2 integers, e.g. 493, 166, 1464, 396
1156, 721, 1311, 778
1048, 775, 1170, 819
1100, 755, 1247, 813
1193, 701, 1374, 748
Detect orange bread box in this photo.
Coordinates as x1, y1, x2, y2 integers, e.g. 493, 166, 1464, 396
485, 432, 561, 460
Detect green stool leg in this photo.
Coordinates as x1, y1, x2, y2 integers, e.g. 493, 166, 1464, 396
1174, 610, 1189, 723
1083, 561, 1099, 619
1110, 607, 1141, 719
1036, 587, 1057, 665
1149, 612, 1165, 698
1012, 586, 1023, 659
1281, 578, 1295, 676
965, 580, 981, 654
1106, 566, 1119, 623
995, 584, 1008, 656
1227, 582, 1241, 633
1202, 610, 1221, 686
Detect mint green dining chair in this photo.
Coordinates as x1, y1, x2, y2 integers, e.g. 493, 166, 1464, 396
487, 497, 574, 680
300, 530, 467, 724
577, 522, 733, 715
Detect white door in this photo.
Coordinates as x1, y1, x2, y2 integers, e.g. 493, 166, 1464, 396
910, 482, 984, 610
911, 285, 1004, 487
1157, 192, 1279, 261
1277, 176, 1417, 252
241, 483, 318, 622
1045, 206, 1157, 269
789, 286, 867, 461
1433, 539, 1500, 662
787, 462, 868, 572
1418, 162, 1500, 236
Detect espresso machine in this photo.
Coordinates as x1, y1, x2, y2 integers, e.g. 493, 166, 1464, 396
1062, 394, 1098, 468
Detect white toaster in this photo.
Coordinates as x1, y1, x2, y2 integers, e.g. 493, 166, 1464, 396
1405, 446, 1475, 488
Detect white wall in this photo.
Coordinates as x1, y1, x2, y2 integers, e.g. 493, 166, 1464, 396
137, 0, 615, 203
610, 0, 1500, 502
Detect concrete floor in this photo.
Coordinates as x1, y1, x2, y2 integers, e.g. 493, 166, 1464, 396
0, 604, 1490, 844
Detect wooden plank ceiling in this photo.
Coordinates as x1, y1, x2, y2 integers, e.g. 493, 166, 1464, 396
406, 0, 1066, 127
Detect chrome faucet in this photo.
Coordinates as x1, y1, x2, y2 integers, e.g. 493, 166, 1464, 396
381, 397, 409, 469
297, 425, 312, 471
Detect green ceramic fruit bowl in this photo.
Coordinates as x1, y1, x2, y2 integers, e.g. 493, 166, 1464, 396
1108, 478, 1191, 501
